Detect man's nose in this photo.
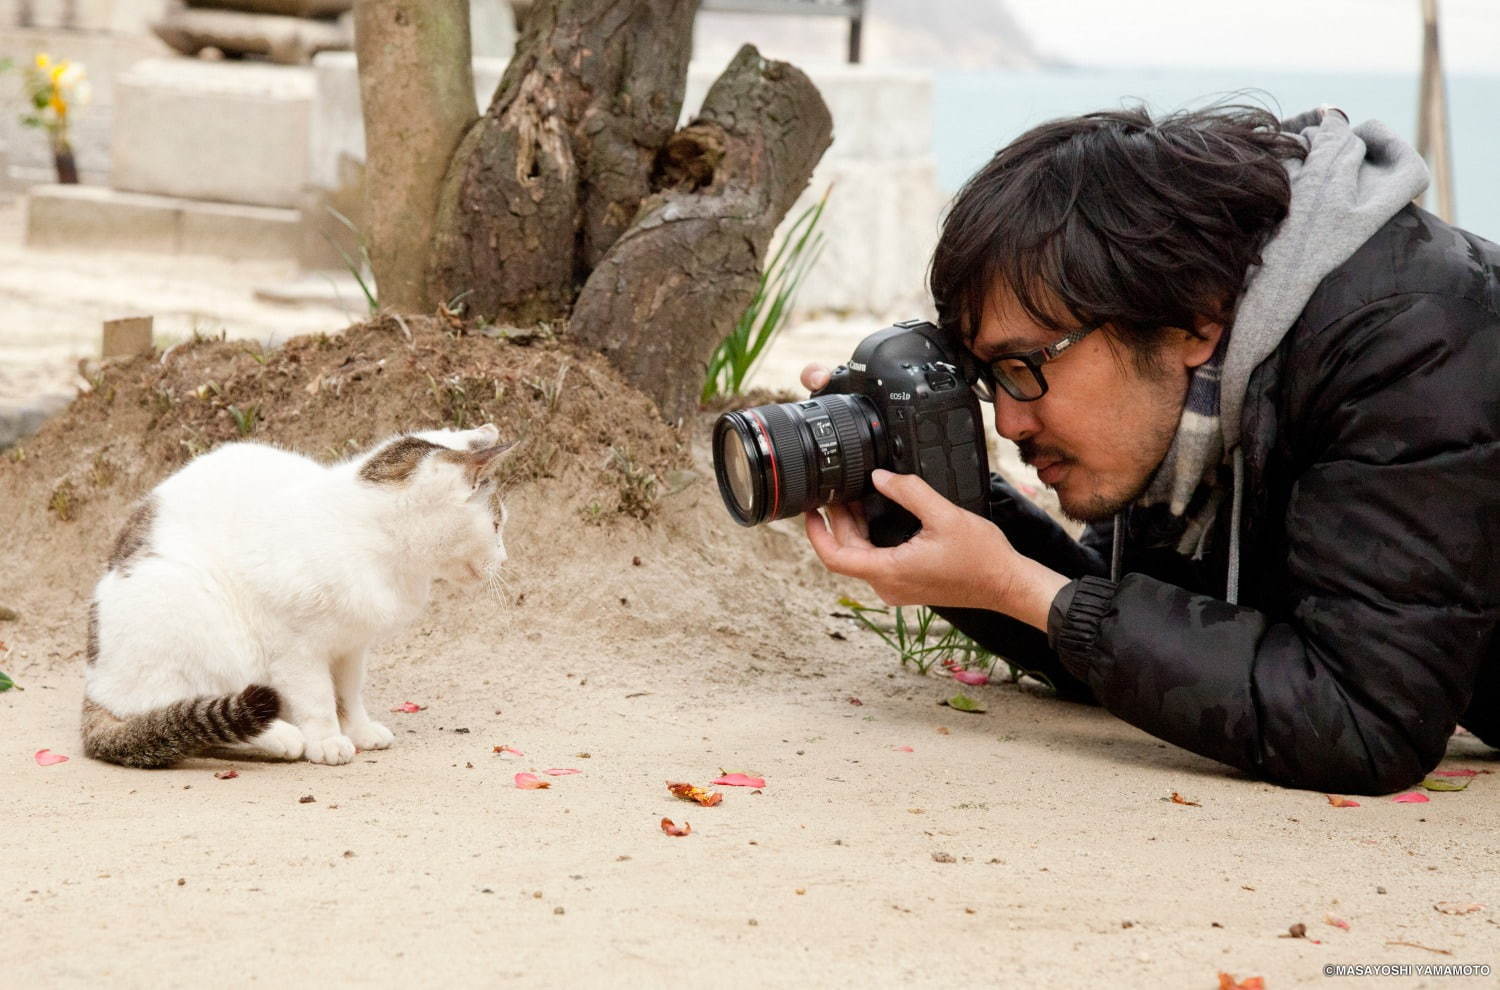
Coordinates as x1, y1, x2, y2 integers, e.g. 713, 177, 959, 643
992, 393, 1041, 442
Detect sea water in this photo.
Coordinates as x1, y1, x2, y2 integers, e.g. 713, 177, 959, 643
932, 67, 1500, 241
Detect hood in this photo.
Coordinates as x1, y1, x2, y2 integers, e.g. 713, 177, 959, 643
1219, 107, 1432, 451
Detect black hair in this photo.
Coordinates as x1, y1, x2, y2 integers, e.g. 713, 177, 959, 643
930, 104, 1308, 357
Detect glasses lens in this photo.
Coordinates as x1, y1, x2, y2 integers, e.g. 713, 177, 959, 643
992, 359, 1045, 401
718, 426, 756, 517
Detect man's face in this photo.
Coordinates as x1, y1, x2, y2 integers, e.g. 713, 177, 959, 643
970, 288, 1221, 522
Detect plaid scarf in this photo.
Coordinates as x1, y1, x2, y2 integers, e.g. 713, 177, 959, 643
1137, 331, 1228, 556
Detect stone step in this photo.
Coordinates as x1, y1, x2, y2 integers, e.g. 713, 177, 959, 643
26, 184, 305, 261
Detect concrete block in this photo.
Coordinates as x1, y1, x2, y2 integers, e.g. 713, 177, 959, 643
102, 315, 153, 358
112, 57, 314, 208
26, 183, 304, 261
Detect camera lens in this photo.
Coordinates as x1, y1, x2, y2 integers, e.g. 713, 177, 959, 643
713, 394, 886, 526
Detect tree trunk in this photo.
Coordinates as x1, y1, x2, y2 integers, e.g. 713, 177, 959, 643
570, 45, 833, 423
353, 0, 476, 313
429, 0, 699, 326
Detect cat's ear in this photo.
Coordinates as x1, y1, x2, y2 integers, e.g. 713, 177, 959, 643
453, 440, 516, 487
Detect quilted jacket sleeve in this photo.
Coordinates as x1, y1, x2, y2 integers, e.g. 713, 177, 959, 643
1050, 293, 1500, 794
935, 476, 1109, 701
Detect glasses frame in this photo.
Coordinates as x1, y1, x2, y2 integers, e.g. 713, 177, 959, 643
972, 325, 1100, 402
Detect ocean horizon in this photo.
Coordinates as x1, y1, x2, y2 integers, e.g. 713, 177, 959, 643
933, 67, 1500, 242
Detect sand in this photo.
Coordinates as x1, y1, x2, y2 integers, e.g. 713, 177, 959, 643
2, 208, 1497, 990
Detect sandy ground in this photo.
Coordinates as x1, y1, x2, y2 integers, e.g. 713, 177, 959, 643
2, 194, 1498, 989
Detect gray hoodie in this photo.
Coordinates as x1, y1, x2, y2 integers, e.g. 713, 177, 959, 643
1126, 107, 1431, 602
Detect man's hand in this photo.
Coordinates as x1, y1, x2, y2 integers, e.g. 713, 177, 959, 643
804, 469, 1070, 632
800, 363, 830, 393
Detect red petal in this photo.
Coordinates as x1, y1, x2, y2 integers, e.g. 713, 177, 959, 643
514, 772, 550, 790
213, 769, 240, 780
1324, 915, 1351, 931
1393, 792, 1430, 803
1433, 769, 1480, 777
951, 668, 987, 686
493, 745, 524, 757
893, 745, 914, 753
712, 773, 765, 788
1325, 794, 1361, 807
660, 817, 691, 837
542, 768, 580, 776
389, 701, 425, 713
34, 749, 69, 766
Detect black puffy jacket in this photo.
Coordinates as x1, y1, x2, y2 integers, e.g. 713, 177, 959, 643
940, 205, 1500, 795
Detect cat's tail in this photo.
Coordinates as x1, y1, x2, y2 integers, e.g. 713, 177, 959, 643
80, 685, 281, 769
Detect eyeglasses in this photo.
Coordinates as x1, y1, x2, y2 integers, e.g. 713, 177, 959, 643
971, 325, 1100, 402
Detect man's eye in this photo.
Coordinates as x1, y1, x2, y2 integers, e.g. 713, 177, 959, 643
996, 358, 1031, 379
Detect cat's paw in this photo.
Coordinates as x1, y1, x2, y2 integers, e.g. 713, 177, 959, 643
251, 719, 305, 761
303, 733, 356, 766
345, 720, 394, 751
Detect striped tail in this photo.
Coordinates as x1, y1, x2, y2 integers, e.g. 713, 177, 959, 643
81, 684, 281, 769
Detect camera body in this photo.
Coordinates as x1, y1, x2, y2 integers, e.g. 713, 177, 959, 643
816, 319, 991, 545
711, 318, 990, 547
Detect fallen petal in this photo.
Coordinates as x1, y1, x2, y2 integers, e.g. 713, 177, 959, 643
493, 745, 524, 757
389, 701, 425, 713
1169, 791, 1200, 806
893, 745, 914, 753
1218, 975, 1265, 990
1325, 794, 1361, 808
951, 668, 987, 686
1420, 776, 1471, 792
213, 769, 240, 780
1433, 902, 1484, 915
1393, 792, 1430, 803
542, 768, 580, 776
34, 749, 69, 766
660, 817, 691, 837
514, 772, 550, 790
1432, 769, 1480, 777
667, 781, 723, 807
712, 773, 766, 788
1325, 914, 1351, 931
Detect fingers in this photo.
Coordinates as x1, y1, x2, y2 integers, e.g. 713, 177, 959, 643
827, 501, 868, 545
800, 363, 831, 393
804, 509, 877, 577
870, 469, 952, 525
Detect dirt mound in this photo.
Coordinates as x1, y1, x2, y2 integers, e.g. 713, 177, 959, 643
0, 314, 848, 676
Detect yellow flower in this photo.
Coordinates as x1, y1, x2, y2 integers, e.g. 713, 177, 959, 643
50, 60, 69, 85
35, 52, 51, 71
50, 92, 67, 117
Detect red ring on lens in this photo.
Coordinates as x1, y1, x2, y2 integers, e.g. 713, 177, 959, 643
746, 409, 781, 521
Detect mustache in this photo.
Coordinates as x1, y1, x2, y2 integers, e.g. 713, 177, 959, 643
1017, 440, 1072, 467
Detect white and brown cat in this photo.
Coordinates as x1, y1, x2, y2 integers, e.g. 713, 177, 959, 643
82, 425, 512, 768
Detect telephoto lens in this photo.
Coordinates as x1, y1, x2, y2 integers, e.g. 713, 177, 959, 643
713, 394, 888, 526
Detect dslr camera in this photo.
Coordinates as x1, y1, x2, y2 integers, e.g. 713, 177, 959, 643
712, 319, 990, 547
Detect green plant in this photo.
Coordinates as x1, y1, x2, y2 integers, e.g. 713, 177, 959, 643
11, 53, 89, 182
324, 206, 378, 314
839, 596, 991, 675
702, 187, 830, 402
227, 404, 260, 437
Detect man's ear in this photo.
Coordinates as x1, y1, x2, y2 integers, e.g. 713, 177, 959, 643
1181, 316, 1225, 370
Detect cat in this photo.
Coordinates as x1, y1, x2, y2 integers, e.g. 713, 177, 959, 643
81, 424, 513, 769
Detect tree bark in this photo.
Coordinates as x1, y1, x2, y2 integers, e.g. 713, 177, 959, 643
429, 0, 699, 326
570, 44, 833, 423
353, 0, 476, 313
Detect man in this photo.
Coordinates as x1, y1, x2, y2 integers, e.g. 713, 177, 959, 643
802, 105, 1500, 794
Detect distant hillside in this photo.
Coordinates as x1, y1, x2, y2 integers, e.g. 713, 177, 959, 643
694, 0, 1049, 70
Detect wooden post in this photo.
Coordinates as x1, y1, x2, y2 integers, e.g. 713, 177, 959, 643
1416, 0, 1455, 222
102, 316, 154, 358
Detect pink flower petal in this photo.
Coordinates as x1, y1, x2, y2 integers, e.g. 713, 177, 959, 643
1433, 769, 1480, 777
514, 772, 550, 790
1393, 792, 1430, 803
712, 773, 766, 788
893, 745, 914, 753
951, 668, 988, 686
493, 745, 524, 757
389, 701, 425, 713
542, 768, 580, 776
34, 749, 69, 766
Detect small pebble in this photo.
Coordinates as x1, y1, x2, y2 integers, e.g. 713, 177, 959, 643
1377, 886, 1387, 895
299, 794, 316, 804
176, 878, 185, 886
1121, 920, 1134, 929
553, 906, 565, 915
931, 851, 956, 864
748, 918, 758, 926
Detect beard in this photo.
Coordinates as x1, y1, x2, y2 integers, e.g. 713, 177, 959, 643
1020, 423, 1176, 525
